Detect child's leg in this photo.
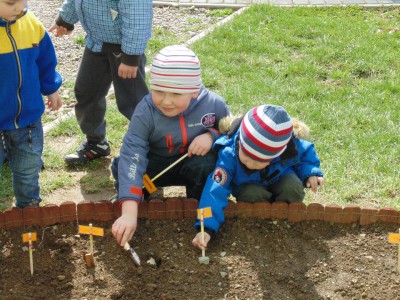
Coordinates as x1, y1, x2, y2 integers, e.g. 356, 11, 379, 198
268, 173, 305, 203
6, 121, 43, 208
109, 54, 149, 121
179, 152, 218, 199
74, 47, 112, 142
233, 183, 272, 203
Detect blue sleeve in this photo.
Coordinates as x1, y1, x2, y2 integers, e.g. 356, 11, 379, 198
207, 95, 231, 142
37, 32, 62, 95
294, 139, 324, 185
118, 99, 153, 202
194, 147, 236, 232
59, 0, 79, 25
119, 0, 152, 55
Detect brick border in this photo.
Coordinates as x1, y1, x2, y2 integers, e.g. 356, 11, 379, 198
1, 199, 399, 229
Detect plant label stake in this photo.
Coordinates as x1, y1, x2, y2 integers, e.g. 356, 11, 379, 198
142, 153, 188, 194
388, 228, 400, 274
78, 224, 104, 267
197, 207, 212, 265
124, 242, 141, 267
22, 232, 37, 275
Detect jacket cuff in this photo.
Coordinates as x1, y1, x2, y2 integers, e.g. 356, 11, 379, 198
121, 54, 140, 67
55, 16, 74, 31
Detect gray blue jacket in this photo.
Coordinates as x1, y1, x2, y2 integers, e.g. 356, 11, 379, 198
196, 129, 323, 233
118, 86, 231, 202
55, 0, 152, 66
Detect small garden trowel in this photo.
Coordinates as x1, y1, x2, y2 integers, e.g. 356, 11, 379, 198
124, 242, 141, 267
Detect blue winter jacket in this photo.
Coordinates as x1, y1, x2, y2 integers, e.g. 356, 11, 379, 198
0, 10, 62, 130
118, 86, 231, 202
56, 0, 152, 66
196, 130, 323, 233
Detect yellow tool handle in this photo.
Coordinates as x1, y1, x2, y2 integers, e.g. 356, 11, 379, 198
151, 153, 189, 182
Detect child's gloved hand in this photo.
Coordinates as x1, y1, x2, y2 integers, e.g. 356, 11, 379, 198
192, 231, 211, 250
306, 176, 324, 193
46, 92, 62, 111
112, 201, 138, 246
188, 132, 213, 157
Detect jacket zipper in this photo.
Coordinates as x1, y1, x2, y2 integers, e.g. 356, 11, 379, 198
6, 22, 23, 129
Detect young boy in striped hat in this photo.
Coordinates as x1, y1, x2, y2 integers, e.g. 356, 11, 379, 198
111, 45, 231, 246
192, 104, 324, 250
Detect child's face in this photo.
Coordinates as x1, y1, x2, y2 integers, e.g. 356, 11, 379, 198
238, 147, 271, 170
151, 90, 198, 117
0, 0, 26, 21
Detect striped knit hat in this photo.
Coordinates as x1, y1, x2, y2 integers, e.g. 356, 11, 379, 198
150, 45, 202, 94
239, 105, 293, 162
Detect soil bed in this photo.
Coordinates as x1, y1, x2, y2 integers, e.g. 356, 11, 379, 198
1, 218, 399, 299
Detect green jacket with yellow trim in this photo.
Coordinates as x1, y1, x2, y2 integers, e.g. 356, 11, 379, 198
0, 9, 62, 130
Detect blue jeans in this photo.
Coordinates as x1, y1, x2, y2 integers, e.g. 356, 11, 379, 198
0, 119, 43, 208
112, 151, 218, 200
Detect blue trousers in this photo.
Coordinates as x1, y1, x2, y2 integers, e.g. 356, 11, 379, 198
112, 152, 218, 200
0, 119, 43, 208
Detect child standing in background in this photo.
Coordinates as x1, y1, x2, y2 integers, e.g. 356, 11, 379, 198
0, 0, 62, 208
111, 45, 231, 246
192, 105, 324, 250
50, 0, 152, 165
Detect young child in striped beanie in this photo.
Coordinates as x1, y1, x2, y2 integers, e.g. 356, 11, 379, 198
192, 104, 324, 250
111, 45, 231, 246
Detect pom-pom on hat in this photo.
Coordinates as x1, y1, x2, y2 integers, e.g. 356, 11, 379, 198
150, 45, 202, 94
239, 105, 293, 162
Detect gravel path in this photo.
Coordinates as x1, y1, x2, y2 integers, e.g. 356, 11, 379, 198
29, 0, 221, 84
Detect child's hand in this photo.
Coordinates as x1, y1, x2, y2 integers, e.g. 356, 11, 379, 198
192, 232, 211, 250
118, 63, 138, 79
46, 92, 62, 111
306, 176, 324, 192
48, 24, 72, 37
188, 132, 213, 157
112, 201, 139, 246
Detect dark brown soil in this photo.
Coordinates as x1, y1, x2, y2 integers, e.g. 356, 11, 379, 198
1, 218, 399, 299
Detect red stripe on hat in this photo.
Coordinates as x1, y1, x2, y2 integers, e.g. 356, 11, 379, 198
241, 143, 275, 162
153, 57, 200, 65
152, 84, 199, 91
251, 106, 293, 137
242, 120, 287, 153
151, 71, 200, 77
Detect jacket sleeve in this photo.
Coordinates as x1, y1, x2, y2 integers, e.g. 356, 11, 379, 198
118, 100, 153, 202
207, 96, 231, 142
118, 0, 152, 58
194, 147, 236, 233
37, 31, 62, 95
293, 139, 324, 185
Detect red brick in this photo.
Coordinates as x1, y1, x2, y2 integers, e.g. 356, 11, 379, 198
378, 207, 400, 224
225, 201, 237, 218
113, 201, 122, 218
166, 198, 183, 219
94, 201, 114, 222
148, 199, 166, 219
138, 201, 148, 219
183, 198, 198, 218
40, 204, 61, 226
360, 208, 379, 225
4, 207, 23, 228
237, 202, 253, 217
306, 203, 325, 221
0, 212, 5, 229
23, 206, 41, 226
77, 201, 95, 222
271, 202, 288, 220
59, 201, 77, 223
288, 202, 307, 223
324, 204, 343, 223
341, 205, 361, 224
253, 202, 271, 218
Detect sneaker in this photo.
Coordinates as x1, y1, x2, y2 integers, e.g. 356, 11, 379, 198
65, 139, 111, 165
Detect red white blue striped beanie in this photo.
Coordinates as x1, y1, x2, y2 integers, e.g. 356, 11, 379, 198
239, 105, 293, 162
150, 45, 202, 94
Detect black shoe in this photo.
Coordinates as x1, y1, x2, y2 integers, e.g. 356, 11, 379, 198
65, 139, 111, 165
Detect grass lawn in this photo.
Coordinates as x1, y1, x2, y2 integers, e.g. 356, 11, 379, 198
1, 5, 399, 210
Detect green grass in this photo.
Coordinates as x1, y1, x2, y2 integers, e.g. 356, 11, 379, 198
1, 5, 400, 210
